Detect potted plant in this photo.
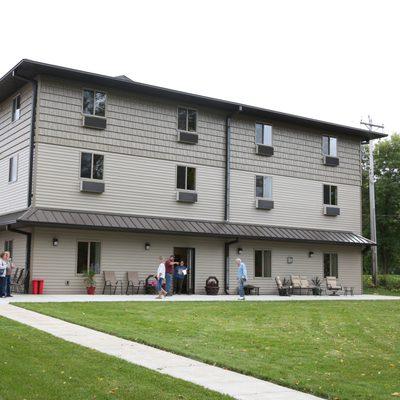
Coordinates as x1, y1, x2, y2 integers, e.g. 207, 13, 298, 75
205, 276, 219, 295
83, 270, 96, 295
311, 276, 322, 296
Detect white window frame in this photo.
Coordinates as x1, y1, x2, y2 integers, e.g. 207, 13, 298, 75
322, 135, 338, 157
323, 184, 338, 206
177, 106, 197, 133
254, 249, 272, 278
176, 165, 196, 192
80, 152, 105, 181
82, 89, 107, 117
323, 252, 338, 278
12, 94, 21, 122
8, 155, 18, 183
76, 240, 102, 275
255, 123, 273, 146
255, 175, 273, 200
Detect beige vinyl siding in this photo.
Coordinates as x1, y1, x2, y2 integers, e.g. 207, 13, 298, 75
0, 230, 27, 270
0, 84, 32, 214
36, 76, 226, 168
228, 240, 362, 294
230, 169, 361, 233
35, 143, 225, 221
231, 117, 362, 186
31, 227, 225, 294
0, 147, 30, 214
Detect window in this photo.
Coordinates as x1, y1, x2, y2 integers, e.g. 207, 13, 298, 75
255, 175, 272, 199
324, 253, 338, 278
12, 95, 21, 122
255, 250, 272, 278
83, 90, 106, 117
177, 166, 196, 191
322, 136, 337, 157
80, 153, 104, 180
77, 241, 101, 274
4, 240, 13, 258
178, 107, 197, 132
255, 123, 272, 146
8, 156, 18, 183
323, 185, 338, 205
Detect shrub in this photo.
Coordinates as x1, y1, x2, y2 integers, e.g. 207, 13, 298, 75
363, 274, 400, 290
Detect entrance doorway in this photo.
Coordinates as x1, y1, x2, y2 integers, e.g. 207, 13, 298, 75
173, 247, 195, 294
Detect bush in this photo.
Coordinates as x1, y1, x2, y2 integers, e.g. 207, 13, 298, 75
363, 275, 400, 290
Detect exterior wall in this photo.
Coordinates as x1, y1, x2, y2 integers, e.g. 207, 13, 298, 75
230, 170, 361, 233
228, 240, 362, 294
0, 230, 27, 270
34, 143, 225, 220
0, 83, 32, 214
31, 227, 225, 294
30, 227, 362, 295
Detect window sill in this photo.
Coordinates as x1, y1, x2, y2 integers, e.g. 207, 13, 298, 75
256, 198, 274, 210
177, 130, 198, 144
256, 144, 274, 157
80, 180, 105, 193
176, 191, 198, 203
323, 155, 339, 166
82, 115, 107, 130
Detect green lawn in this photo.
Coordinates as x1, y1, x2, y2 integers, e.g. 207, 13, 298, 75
363, 287, 400, 296
0, 316, 231, 400
17, 301, 400, 400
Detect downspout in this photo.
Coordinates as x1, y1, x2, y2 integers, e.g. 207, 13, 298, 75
224, 238, 239, 294
6, 227, 32, 294
12, 71, 38, 207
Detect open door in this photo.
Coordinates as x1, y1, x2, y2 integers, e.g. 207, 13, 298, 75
173, 247, 195, 294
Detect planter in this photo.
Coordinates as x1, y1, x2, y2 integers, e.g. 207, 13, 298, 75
205, 276, 219, 295
312, 287, 322, 296
86, 286, 96, 295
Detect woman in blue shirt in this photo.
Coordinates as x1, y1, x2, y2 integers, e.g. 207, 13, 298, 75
174, 261, 189, 294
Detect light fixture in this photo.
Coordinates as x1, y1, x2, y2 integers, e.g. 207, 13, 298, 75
308, 251, 314, 258
237, 247, 243, 255
52, 238, 59, 247
145, 242, 151, 251
287, 256, 293, 264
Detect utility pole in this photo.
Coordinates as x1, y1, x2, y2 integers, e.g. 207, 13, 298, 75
360, 116, 384, 286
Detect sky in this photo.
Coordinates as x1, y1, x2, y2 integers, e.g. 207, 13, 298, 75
1, 0, 398, 137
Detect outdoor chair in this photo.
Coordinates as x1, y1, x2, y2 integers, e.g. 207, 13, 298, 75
300, 276, 316, 295
11, 269, 25, 293
290, 275, 302, 294
275, 276, 291, 296
102, 271, 123, 294
11, 267, 20, 284
326, 276, 343, 296
126, 271, 144, 294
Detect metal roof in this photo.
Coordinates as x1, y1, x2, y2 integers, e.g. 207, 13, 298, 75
0, 59, 386, 140
4, 207, 374, 246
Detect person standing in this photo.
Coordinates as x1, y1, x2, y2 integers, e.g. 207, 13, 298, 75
0, 252, 8, 298
174, 261, 189, 294
164, 255, 177, 296
155, 256, 167, 299
5, 252, 14, 297
236, 258, 248, 300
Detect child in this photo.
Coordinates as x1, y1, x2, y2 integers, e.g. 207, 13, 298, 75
155, 256, 167, 299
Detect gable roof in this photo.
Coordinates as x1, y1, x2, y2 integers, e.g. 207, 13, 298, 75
0, 59, 386, 140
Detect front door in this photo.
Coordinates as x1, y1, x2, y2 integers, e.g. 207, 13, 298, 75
173, 247, 195, 294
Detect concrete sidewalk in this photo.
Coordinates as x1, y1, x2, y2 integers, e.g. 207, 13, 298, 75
0, 303, 324, 400
1, 293, 399, 304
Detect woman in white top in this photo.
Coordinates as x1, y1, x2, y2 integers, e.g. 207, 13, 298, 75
155, 256, 167, 299
0, 251, 8, 298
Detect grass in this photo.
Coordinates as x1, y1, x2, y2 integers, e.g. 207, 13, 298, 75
364, 287, 400, 296
17, 301, 400, 400
0, 316, 231, 400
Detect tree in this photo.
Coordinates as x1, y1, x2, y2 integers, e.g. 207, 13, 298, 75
362, 134, 400, 274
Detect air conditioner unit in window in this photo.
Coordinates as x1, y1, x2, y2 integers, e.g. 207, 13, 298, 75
323, 155, 339, 166
80, 180, 105, 193
256, 198, 274, 210
256, 144, 274, 157
177, 131, 198, 144
82, 115, 107, 130
323, 205, 340, 216
176, 191, 198, 203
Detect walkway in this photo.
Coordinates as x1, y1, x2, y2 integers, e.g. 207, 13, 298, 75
1, 293, 399, 304
0, 303, 323, 400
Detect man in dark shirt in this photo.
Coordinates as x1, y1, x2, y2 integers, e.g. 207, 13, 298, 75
164, 255, 177, 296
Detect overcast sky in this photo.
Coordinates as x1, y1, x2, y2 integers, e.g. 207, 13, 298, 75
1, 0, 397, 137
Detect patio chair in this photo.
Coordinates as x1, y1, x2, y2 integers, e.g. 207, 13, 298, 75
326, 276, 343, 296
275, 276, 291, 296
126, 271, 144, 294
290, 275, 302, 295
300, 276, 316, 295
11, 269, 25, 293
11, 267, 20, 284
102, 271, 123, 294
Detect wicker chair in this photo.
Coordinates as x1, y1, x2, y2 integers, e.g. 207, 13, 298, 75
102, 271, 123, 294
126, 271, 144, 294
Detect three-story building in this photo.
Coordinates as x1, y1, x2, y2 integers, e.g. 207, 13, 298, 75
0, 59, 385, 294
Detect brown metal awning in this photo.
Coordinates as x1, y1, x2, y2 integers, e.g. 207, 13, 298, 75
2, 207, 374, 246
